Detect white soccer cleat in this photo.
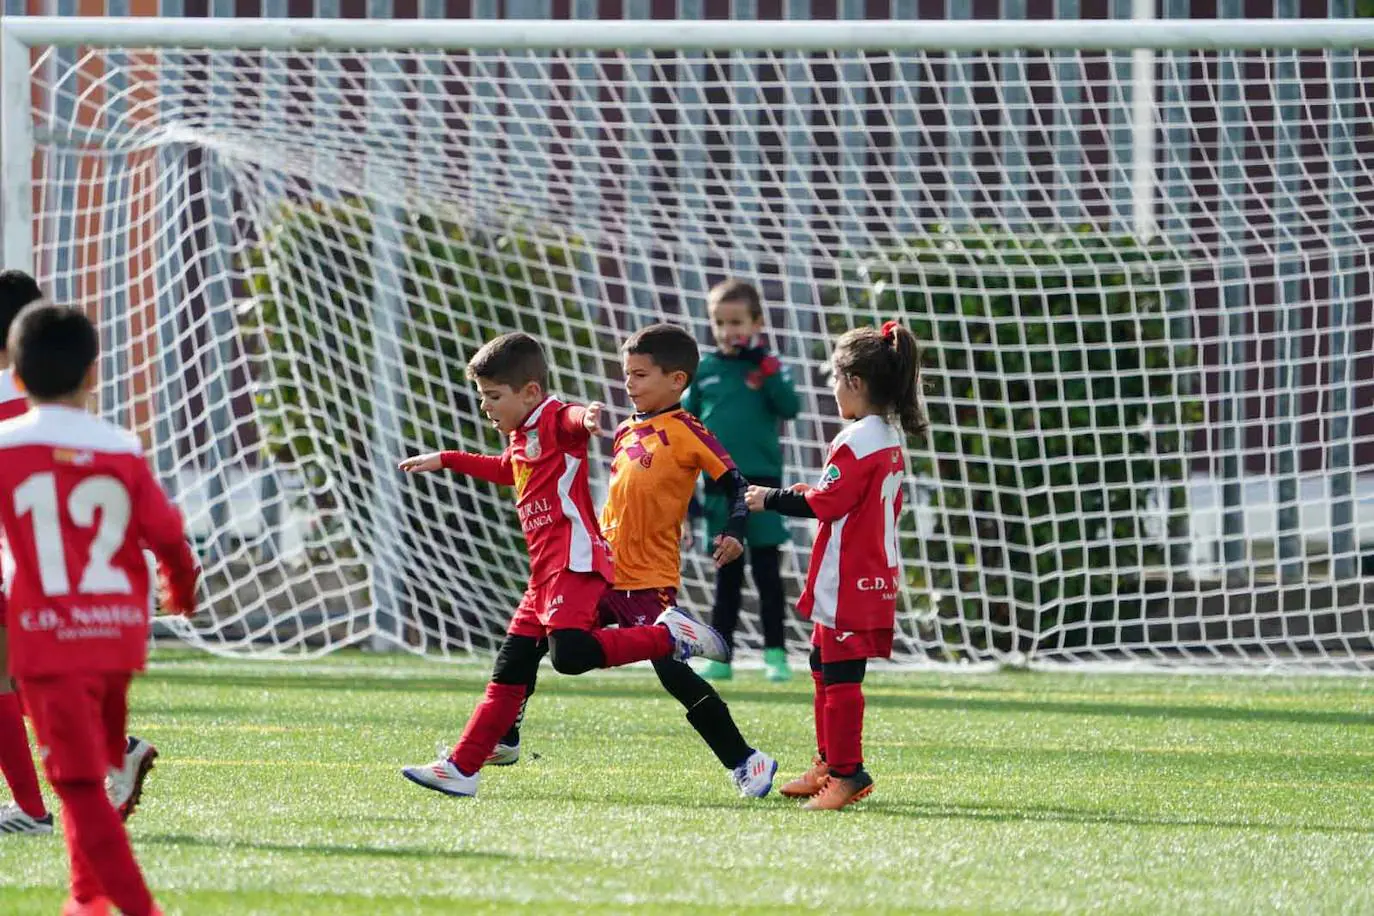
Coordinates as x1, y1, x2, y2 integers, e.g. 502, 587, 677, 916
106, 736, 158, 822
485, 742, 520, 767
731, 750, 779, 799
0, 803, 54, 836
655, 607, 730, 663
401, 757, 479, 797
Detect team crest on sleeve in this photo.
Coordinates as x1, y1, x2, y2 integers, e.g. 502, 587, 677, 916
524, 430, 541, 460
817, 463, 841, 490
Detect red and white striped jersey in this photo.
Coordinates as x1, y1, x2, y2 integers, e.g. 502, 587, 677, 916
442, 395, 613, 587
797, 415, 906, 634
0, 406, 198, 677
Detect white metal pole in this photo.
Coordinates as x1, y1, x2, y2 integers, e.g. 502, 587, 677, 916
6, 16, 1374, 52
1131, 0, 1158, 241
1, 24, 35, 272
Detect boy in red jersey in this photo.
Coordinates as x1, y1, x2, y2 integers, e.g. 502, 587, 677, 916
746, 320, 925, 810
0, 272, 161, 838
488, 324, 778, 797
398, 332, 729, 799
0, 303, 199, 914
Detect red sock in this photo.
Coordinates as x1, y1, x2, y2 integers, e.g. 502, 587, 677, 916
822, 681, 865, 776
811, 671, 828, 761
0, 691, 47, 818
449, 682, 526, 776
592, 625, 672, 668
56, 780, 154, 916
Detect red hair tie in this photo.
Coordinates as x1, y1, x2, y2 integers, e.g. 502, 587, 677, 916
880, 320, 901, 344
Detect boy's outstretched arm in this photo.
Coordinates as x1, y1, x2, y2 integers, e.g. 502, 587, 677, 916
400, 450, 514, 485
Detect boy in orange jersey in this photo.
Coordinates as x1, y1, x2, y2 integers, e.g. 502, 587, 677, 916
492, 324, 778, 797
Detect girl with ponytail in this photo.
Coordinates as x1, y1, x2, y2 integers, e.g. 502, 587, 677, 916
743, 320, 923, 810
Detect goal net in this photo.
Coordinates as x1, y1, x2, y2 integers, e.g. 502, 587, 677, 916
4, 19, 1372, 669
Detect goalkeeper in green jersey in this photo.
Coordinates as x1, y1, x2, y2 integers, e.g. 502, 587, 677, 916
683, 279, 801, 682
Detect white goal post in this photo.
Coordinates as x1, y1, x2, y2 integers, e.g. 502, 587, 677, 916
1, 16, 1372, 670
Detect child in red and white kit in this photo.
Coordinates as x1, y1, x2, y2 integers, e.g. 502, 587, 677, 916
745, 320, 925, 810
0, 303, 199, 913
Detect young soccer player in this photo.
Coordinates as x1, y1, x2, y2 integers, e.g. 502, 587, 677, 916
0, 303, 200, 914
0, 271, 160, 837
489, 324, 778, 796
684, 279, 800, 682
398, 331, 730, 798
745, 320, 924, 811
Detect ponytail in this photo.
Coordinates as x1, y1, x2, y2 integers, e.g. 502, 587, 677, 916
833, 321, 927, 438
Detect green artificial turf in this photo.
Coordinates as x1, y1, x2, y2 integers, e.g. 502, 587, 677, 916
1, 650, 1370, 914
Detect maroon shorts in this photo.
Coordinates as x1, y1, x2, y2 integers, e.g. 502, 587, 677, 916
507, 570, 610, 639
811, 623, 894, 663
19, 672, 130, 783
598, 587, 678, 629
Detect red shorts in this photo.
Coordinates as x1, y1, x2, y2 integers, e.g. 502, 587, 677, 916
507, 570, 610, 639
812, 623, 894, 663
17, 672, 130, 784
598, 587, 677, 628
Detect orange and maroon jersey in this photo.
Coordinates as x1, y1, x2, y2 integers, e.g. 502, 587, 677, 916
600, 405, 744, 591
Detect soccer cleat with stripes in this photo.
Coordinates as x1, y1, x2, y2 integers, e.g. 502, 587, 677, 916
401, 756, 479, 797
779, 756, 830, 799
730, 750, 778, 799
0, 803, 54, 836
106, 735, 158, 821
485, 742, 520, 767
655, 607, 730, 663
802, 767, 874, 811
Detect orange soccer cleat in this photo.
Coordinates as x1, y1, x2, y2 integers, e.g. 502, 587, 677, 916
778, 756, 830, 799
802, 768, 874, 811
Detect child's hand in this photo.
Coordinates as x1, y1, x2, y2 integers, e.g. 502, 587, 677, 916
398, 453, 443, 473
713, 534, 744, 567
788, 482, 809, 494
737, 332, 770, 364
744, 485, 769, 512
583, 401, 604, 433
158, 570, 199, 618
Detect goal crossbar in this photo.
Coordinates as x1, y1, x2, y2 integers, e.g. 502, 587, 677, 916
5, 16, 1374, 52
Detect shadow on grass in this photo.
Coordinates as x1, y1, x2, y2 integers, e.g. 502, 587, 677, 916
856, 799, 1374, 835
140, 832, 516, 861
141, 670, 1374, 730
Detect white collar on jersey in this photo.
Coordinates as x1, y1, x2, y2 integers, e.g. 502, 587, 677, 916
521, 395, 556, 430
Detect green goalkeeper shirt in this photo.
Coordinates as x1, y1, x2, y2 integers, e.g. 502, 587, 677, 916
683, 349, 800, 482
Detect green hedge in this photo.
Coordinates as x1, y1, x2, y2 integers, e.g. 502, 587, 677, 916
830, 229, 1202, 659
240, 199, 613, 646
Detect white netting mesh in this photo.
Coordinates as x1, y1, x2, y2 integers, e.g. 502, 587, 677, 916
13, 38, 1374, 668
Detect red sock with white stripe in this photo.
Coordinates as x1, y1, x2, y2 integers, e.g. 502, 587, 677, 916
449, 682, 526, 776
593, 625, 672, 668
0, 691, 47, 819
